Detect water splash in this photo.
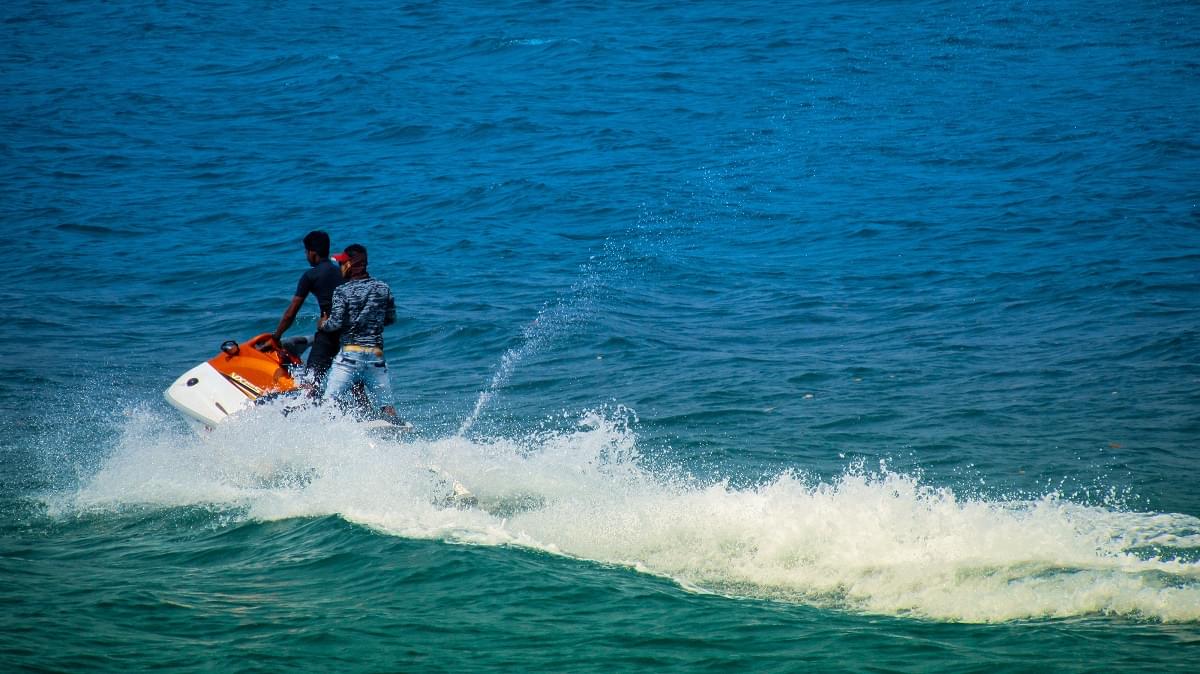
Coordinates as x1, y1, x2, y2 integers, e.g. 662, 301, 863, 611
55, 405, 1200, 624
455, 307, 574, 437
456, 239, 627, 436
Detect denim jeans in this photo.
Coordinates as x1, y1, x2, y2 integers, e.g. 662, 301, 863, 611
322, 349, 394, 414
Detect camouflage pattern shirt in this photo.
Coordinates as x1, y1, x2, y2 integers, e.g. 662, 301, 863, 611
320, 277, 396, 348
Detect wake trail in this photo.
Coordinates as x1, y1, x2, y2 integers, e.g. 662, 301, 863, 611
455, 238, 630, 436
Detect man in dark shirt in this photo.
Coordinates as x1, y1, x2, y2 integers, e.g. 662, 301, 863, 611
320, 243, 399, 419
272, 230, 346, 390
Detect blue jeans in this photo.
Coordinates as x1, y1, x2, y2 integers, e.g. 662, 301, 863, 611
322, 349, 395, 415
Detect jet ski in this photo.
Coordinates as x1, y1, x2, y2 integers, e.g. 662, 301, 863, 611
164, 332, 410, 435
163, 333, 473, 507
164, 333, 306, 432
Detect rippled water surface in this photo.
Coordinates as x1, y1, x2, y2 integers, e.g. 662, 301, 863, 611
2, 0, 1199, 671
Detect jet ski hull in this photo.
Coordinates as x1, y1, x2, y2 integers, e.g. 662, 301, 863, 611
164, 333, 303, 432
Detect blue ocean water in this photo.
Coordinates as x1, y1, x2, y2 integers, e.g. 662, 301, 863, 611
2, 0, 1199, 670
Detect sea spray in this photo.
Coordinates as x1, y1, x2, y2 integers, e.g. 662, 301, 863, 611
455, 315, 560, 437
456, 238, 632, 436
62, 407, 1200, 623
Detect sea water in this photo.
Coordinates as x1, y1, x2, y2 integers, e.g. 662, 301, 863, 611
1, 0, 1198, 671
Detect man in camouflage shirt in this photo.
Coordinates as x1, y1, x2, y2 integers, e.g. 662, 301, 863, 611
319, 243, 399, 419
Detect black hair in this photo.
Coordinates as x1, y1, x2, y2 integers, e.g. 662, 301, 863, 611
342, 243, 369, 279
343, 243, 367, 260
303, 230, 330, 258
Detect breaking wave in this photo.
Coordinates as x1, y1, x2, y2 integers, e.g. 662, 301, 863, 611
54, 404, 1200, 624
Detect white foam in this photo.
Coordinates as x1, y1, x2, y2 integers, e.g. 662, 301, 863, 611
60, 405, 1200, 623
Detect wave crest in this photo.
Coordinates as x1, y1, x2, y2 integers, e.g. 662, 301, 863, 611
58, 405, 1200, 623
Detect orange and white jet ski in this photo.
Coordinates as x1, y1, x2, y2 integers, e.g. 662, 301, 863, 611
164, 332, 417, 437
164, 332, 470, 504
164, 333, 309, 432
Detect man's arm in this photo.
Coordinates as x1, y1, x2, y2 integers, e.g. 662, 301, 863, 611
272, 295, 306, 341
321, 289, 346, 333
274, 271, 315, 341
384, 289, 396, 326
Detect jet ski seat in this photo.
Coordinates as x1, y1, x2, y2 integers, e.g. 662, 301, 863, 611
279, 335, 311, 360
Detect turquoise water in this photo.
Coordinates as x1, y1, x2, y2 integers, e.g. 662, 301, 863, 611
2, 0, 1199, 670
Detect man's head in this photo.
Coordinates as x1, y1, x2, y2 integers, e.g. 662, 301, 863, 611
303, 230, 331, 266
335, 243, 369, 279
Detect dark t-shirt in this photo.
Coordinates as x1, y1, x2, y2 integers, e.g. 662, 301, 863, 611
295, 259, 345, 315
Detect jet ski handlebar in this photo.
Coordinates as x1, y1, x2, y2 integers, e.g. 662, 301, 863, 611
224, 333, 305, 366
